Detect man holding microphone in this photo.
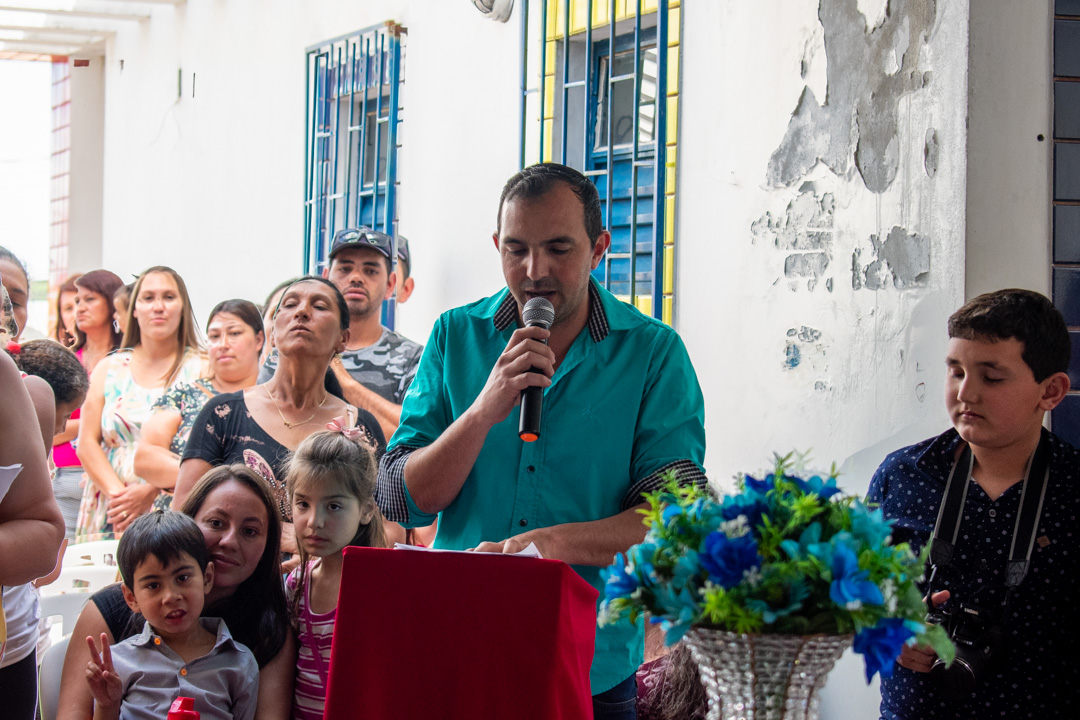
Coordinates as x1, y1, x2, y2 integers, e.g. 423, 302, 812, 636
376, 163, 706, 719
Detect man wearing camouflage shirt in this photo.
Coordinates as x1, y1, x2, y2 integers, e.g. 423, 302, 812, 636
259, 227, 422, 438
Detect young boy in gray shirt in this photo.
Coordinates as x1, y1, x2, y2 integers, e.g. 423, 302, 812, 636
85, 511, 258, 720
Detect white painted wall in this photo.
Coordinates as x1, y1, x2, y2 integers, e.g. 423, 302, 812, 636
69, 57, 106, 274
97, 0, 518, 336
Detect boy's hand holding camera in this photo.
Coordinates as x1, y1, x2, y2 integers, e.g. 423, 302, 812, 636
897, 591, 950, 673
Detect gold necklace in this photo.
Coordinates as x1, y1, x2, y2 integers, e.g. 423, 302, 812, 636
265, 385, 328, 429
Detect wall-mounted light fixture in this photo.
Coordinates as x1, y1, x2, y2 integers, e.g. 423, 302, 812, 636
471, 0, 514, 23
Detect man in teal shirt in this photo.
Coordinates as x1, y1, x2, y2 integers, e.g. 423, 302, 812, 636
376, 163, 706, 719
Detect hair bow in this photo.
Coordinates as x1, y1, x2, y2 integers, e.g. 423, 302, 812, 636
326, 415, 364, 441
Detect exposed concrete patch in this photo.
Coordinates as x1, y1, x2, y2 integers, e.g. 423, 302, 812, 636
923, 128, 938, 178
766, 0, 937, 194
752, 191, 837, 292
852, 225, 930, 290
785, 252, 830, 279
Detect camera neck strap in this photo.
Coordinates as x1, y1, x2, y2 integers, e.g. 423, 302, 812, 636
928, 435, 1051, 591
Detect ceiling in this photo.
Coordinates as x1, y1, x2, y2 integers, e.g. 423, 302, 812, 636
0, 0, 183, 59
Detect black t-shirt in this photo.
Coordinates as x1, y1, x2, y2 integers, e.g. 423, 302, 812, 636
92, 583, 139, 643
182, 389, 384, 521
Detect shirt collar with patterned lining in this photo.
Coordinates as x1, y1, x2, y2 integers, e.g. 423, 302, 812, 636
491, 279, 609, 343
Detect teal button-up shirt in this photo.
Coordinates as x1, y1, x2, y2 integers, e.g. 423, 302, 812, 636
377, 279, 706, 693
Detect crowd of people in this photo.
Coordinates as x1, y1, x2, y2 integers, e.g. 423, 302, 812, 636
0, 224, 422, 719
0, 162, 1076, 720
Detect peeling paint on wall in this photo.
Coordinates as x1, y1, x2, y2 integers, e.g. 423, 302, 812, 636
923, 128, 939, 178
752, 191, 836, 291
785, 326, 827, 378
766, 0, 937, 194
852, 225, 930, 290
788, 325, 823, 342
785, 342, 802, 369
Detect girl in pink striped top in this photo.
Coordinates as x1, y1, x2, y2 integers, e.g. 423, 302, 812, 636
284, 424, 387, 720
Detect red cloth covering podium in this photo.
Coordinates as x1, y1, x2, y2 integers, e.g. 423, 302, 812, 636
324, 546, 599, 720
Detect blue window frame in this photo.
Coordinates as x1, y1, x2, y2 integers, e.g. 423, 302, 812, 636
589, 28, 659, 300
304, 23, 404, 325
520, 0, 676, 322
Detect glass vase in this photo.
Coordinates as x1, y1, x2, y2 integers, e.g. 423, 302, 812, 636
681, 628, 851, 720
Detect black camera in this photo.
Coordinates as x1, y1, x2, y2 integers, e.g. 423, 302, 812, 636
927, 602, 1004, 697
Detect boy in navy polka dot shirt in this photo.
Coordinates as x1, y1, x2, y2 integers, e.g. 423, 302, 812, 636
868, 289, 1079, 720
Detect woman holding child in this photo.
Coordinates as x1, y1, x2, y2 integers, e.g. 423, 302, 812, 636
57, 465, 296, 720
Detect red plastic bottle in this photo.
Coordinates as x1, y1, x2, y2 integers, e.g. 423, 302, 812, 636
167, 697, 199, 720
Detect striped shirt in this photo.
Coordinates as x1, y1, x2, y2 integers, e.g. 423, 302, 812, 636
287, 563, 336, 720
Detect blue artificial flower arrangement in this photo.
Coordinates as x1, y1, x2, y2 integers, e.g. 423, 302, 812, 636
599, 453, 955, 682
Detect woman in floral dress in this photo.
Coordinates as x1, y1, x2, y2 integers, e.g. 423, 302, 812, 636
74, 266, 205, 542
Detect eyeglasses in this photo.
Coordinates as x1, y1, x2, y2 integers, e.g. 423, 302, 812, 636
333, 227, 393, 253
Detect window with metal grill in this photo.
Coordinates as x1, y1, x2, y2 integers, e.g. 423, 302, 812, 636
520, 0, 681, 324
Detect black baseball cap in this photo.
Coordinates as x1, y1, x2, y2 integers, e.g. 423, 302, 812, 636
329, 226, 394, 261
396, 235, 411, 270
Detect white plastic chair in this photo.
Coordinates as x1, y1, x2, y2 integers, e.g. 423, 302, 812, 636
62, 539, 119, 567
38, 591, 91, 636
39, 565, 120, 598
38, 633, 70, 720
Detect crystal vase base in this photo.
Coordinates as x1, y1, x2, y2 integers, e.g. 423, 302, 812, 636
682, 628, 852, 720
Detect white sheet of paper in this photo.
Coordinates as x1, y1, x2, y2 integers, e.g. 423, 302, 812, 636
0, 464, 22, 505
393, 541, 543, 559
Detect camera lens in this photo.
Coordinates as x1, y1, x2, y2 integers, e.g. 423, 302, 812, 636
930, 655, 978, 697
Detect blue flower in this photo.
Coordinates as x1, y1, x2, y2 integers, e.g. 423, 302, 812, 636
650, 585, 700, 645
721, 493, 770, 531
671, 549, 702, 591
743, 473, 775, 495
699, 531, 761, 589
661, 504, 683, 528
628, 542, 658, 587
685, 496, 725, 525
854, 618, 917, 682
792, 474, 842, 500
851, 501, 894, 548
601, 553, 638, 601
829, 542, 883, 610
780, 522, 823, 560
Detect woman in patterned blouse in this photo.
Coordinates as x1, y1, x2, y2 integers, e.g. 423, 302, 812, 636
134, 299, 264, 508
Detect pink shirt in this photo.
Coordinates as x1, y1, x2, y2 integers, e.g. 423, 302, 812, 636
287, 562, 336, 720
52, 348, 83, 468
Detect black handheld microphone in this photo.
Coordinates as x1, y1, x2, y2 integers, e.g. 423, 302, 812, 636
518, 297, 555, 442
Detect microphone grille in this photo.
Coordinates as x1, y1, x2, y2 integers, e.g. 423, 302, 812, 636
522, 297, 555, 329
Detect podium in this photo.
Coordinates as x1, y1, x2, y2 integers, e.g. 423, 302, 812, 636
324, 547, 599, 720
